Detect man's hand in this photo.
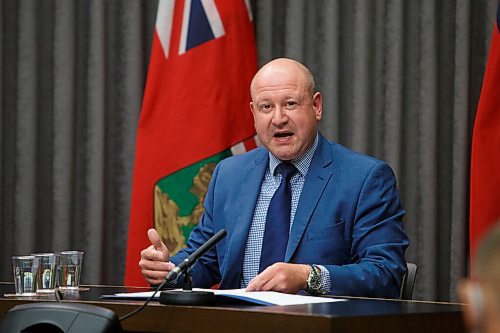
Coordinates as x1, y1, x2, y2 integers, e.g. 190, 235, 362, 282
246, 263, 310, 294
139, 228, 175, 286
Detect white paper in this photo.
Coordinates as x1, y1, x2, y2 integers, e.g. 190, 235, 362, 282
109, 288, 345, 306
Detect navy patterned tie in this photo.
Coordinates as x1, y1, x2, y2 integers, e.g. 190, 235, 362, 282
259, 162, 298, 273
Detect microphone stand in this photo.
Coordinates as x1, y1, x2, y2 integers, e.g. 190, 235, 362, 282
159, 267, 215, 306
158, 229, 227, 306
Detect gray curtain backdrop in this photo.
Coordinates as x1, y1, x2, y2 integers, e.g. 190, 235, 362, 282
0, 0, 497, 301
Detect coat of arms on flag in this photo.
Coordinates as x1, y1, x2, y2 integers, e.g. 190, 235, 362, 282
154, 138, 260, 254
125, 0, 258, 285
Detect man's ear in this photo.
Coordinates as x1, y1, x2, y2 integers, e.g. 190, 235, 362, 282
312, 92, 322, 120
458, 279, 484, 332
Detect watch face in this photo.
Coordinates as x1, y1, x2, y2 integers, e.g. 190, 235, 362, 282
307, 265, 322, 293
311, 273, 321, 289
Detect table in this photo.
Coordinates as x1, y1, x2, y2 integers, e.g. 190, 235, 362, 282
0, 282, 466, 333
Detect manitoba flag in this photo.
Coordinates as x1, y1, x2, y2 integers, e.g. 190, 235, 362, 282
469, 4, 500, 259
125, 0, 258, 286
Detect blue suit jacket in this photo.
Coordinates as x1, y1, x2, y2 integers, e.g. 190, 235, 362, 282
171, 133, 409, 298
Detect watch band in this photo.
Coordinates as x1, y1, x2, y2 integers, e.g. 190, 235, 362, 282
306, 264, 322, 295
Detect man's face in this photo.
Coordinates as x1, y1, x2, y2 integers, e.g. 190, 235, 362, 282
250, 65, 322, 161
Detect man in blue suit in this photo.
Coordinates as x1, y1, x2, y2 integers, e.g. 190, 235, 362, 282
139, 58, 409, 298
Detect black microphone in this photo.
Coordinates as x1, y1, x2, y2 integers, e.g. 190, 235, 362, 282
165, 228, 227, 282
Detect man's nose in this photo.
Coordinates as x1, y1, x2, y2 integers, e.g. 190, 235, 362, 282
271, 106, 288, 125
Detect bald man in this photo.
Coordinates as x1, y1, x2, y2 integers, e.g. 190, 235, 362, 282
458, 224, 500, 333
139, 58, 409, 298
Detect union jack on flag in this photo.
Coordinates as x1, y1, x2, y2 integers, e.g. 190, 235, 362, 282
156, 0, 253, 56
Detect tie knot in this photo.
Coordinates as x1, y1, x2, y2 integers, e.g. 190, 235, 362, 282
277, 162, 298, 180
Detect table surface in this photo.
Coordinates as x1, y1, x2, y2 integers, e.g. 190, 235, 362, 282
0, 282, 466, 333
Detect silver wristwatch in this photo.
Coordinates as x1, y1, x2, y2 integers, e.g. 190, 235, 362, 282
305, 264, 322, 295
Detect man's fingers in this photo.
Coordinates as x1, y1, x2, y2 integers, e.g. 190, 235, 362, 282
139, 257, 174, 272
248, 279, 275, 292
145, 276, 167, 286
142, 269, 168, 281
140, 245, 164, 261
247, 268, 273, 291
140, 261, 176, 286
246, 263, 309, 294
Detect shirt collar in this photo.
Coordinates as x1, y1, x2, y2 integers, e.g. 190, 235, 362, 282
268, 133, 319, 178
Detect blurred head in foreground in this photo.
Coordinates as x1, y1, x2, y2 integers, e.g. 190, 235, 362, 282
458, 223, 500, 333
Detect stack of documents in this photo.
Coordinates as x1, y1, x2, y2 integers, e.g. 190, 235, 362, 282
102, 288, 346, 306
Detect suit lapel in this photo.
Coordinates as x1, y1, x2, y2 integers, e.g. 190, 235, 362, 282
285, 135, 333, 261
220, 151, 268, 288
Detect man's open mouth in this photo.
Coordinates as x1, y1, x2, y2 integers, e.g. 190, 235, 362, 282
274, 132, 293, 139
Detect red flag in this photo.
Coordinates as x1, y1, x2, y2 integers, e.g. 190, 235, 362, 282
125, 0, 258, 286
470, 5, 500, 259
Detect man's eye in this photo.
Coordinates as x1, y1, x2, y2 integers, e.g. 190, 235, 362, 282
259, 104, 273, 112
285, 101, 298, 109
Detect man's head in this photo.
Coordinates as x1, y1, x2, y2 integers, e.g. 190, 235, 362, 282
249, 58, 322, 161
458, 223, 500, 333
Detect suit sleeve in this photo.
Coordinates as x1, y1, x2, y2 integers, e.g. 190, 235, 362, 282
326, 162, 409, 298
